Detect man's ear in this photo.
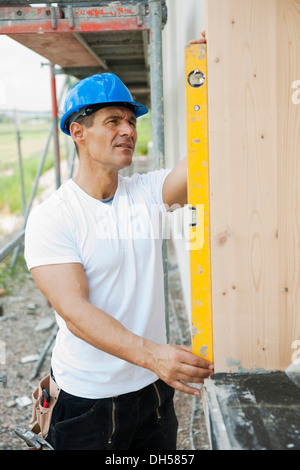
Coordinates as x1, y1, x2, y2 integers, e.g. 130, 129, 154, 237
70, 121, 85, 146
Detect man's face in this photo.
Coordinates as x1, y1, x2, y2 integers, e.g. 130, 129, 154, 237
82, 105, 138, 170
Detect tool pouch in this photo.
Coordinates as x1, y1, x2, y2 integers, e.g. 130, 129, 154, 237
31, 374, 60, 439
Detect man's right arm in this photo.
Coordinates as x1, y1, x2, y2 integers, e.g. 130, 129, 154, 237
31, 263, 214, 396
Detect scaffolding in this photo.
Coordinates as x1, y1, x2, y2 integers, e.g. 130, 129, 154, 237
0, 0, 167, 262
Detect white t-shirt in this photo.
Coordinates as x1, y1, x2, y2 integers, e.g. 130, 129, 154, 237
24, 169, 171, 398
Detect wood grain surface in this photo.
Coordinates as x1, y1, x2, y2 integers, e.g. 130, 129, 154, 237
206, 0, 300, 372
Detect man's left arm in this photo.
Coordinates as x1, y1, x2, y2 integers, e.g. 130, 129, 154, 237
162, 32, 206, 209
162, 157, 188, 209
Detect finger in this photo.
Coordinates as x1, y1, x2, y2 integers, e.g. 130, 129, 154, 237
175, 345, 214, 370
174, 344, 192, 353
174, 373, 208, 385
169, 380, 201, 396
177, 362, 214, 381
188, 38, 206, 45
172, 369, 213, 387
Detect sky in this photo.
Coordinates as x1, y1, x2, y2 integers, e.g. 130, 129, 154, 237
1, 35, 66, 113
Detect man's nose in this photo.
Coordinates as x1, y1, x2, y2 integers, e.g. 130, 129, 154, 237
119, 121, 135, 136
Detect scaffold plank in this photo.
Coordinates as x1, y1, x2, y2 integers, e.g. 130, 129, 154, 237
0, 2, 155, 104
0, 5, 149, 34
6, 32, 101, 68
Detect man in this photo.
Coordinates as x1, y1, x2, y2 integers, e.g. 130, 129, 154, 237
25, 73, 213, 450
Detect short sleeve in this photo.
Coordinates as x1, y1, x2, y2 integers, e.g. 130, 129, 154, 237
24, 199, 81, 271
138, 168, 172, 206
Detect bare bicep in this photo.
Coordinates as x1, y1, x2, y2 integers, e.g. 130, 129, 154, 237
30, 263, 89, 319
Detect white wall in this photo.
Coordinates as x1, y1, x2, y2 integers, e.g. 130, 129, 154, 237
162, 0, 205, 318
163, 0, 205, 168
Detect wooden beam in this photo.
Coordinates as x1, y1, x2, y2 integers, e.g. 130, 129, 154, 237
0, 5, 150, 34
7, 33, 100, 68
72, 33, 108, 69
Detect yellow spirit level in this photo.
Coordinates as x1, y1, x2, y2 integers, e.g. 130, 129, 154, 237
185, 44, 213, 363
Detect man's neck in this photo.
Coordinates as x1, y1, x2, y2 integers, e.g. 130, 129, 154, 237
72, 165, 119, 200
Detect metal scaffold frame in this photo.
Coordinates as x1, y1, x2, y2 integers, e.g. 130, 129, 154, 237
0, 0, 167, 265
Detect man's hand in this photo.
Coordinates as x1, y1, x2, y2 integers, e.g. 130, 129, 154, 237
31, 263, 214, 396
189, 30, 206, 45
150, 343, 214, 395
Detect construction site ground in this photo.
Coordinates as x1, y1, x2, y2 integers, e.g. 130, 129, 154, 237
0, 160, 211, 451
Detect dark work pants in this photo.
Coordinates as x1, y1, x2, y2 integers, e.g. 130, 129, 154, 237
46, 378, 178, 450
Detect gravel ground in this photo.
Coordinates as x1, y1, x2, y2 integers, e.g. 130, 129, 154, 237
167, 244, 211, 451
0, 264, 55, 450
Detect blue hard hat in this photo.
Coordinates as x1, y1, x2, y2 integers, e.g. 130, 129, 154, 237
60, 73, 149, 135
